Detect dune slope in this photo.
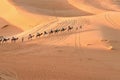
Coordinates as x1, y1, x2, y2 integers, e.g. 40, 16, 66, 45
12, 0, 93, 17
0, 0, 55, 31
0, 18, 22, 36
0, 0, 120, 80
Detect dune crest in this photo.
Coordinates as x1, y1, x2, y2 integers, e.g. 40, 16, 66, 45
0, 0, 120, 80
0, 0, 54, 31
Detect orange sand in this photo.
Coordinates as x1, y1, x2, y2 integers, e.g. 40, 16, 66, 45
0, 0, 120, 80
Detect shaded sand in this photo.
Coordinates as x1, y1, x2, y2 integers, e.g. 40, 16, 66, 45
12, 0, 93, 17
0, 18, 22, 36
0, 0, 120, 80
0, 0, 54, 31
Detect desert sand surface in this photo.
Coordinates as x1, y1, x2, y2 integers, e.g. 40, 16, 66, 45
0, 0, 120, 80
0, 18, 22, 36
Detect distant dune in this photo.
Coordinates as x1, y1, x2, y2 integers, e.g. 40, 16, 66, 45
0, 0, 54, 31
12, 0, 93, 17
68, 0, 120, 14
0, 18, 22, 36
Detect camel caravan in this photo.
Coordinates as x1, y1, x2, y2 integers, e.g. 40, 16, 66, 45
0, 36, 19, 44
0, 25, 82, 44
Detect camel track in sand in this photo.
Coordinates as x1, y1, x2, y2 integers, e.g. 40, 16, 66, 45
105, 12, 120, 29
45, 19, 76, 45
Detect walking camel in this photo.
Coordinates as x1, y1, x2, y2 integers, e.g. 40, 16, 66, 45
54, 29, 60, 33
68, 26, 73, 31
61, 27, 67, 32
49, 30, 54, 34
44, 31, 48, 35
36, 33, 43, 38
2, 38, 10, 43
28, 34, 34, 40
11, 37, 19, 43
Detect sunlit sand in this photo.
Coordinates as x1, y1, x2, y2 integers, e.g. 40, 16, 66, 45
0, 0, 120, 80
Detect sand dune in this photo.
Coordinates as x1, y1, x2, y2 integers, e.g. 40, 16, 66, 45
12, 0, 93, 17
68, 0, 120, 14
78, 0, 119, 11
0, 0, 55, 31
10, 11, 120, 50
0, 0, 120, 80
0, 18, 22, 36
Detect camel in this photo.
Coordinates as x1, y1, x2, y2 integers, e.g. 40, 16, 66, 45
49, 30, 54, 34
28, 34, 34, 40
2, 38, 10, 43
54, 29, 60, 33
68, 26, 73, 31
36, 33, 43, 38
44, 31, 48, 35
11, 37, 19, 43
61, 28, 67, 32
0, 36, 10, 43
